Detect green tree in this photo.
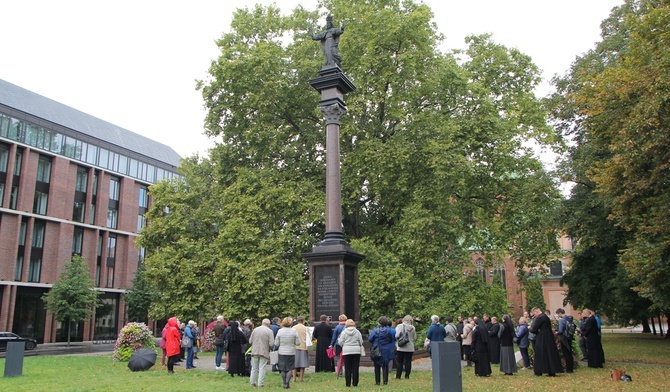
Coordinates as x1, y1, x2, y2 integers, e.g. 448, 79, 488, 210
142, 0, 563, 322
124, 263, 154, 323
42, 255, 99, 346
550, 0, 670, 317
523, 274, 546, 313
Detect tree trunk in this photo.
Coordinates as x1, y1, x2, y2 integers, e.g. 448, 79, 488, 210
67, 320, 72, 347
659, 314, 665, 337
641, 319, 651, 333
650, 317, 657, 335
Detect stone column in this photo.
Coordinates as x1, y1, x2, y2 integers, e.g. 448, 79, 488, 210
305, 65, 364, 324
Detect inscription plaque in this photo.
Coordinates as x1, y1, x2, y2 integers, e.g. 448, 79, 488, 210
315, 266, 340, 319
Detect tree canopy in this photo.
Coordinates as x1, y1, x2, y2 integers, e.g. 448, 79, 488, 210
550, 0, 670, 316
139, 0, 563, 324
42, 255, 99, 346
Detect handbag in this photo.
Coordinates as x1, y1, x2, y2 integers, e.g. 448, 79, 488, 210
181, 336, 192, 348
305, 328, 313, 347
397, 325, 410, 347
326, 347, 336, 359
270, 351, 279, 365
370, 346, 382, 360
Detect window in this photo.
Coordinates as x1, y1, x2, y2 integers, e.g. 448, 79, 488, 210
89, 204, 96, 225
106, 235, 116, 288
75, 167, 88, 192
109, 177, 120, 201
492, 262, 507, 290
549, 262, 563, 277
72, 201, 85, 222
72, 227, 84, 255
36, 156, 52, 183
14, 256, 23, 281
137, 214, 146, 232
28, 221, 46, 283
8, 117, 23, 141
73, 167, 87, 222
92, 172, 99, 196
106, 208, 118, 229
9, 186, 18, 209
475, 259, 486, 283
138, 187, 149, 208
138, 247, 146, 264
33, 191, 48, 215
13, 151, 22, 176
0, 143, 9, 172
15, 221, 27, 281
0, 183, 4, 207
28, 255, 42, 282
96, 234, 103, 286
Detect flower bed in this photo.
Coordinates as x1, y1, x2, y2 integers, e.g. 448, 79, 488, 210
113, 322, 156, 361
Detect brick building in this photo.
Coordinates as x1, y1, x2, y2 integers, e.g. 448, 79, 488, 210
470, 235, 577, 320
0, 79, 181, 343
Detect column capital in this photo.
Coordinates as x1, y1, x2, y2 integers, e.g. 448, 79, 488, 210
320, 103, 347, 125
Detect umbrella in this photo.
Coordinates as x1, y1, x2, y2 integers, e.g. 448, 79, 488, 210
336, 353, 343, 377
128, 348, 158, 372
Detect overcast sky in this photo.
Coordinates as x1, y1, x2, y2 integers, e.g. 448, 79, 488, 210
0, 0, 623, 158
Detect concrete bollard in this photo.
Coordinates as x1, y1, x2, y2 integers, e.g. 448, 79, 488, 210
4, 341, 25, 377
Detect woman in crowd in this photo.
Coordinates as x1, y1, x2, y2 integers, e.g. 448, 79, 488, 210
291, 316, 309, 383
165, 317, 181, 374
395, 315, 417, 379
226, 321, 249, 377
329, 314, 347, 377
516, 316, 531, 369
499, 314, 517, 375
275, 317, 300, 389
368, 316, 396, 385
461, 318, 474, 367
472, 318, 492, 377
160, 323, 168, 367
338, 318, 364, 388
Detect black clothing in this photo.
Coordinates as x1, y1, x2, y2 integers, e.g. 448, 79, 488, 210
225, 323, 249, 376
582, 316, 604, 368
313, 321, 334, 372
488, 323, 501, 364
529, 313, 562, 375
472, 321, 491, 376
343, 354, 361, 387
395, 350, 413, 379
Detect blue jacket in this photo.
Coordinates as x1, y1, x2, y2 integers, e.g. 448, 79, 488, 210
270, 322, 280, 337
331, 323, 346, 347
426, 323, 447, 343
185, 325, 195, 344
515, 323, 530, 349
368, 326, 396, 364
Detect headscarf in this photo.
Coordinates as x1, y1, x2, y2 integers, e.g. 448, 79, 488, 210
503, 314, 515, 332
229, 321, 239, 341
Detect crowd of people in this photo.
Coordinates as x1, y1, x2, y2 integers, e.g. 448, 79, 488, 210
158, 307, 605, 386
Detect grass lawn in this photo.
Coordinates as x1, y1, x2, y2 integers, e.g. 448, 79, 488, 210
1, 334, 668, 391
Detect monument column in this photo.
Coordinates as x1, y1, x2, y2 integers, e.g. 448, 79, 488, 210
304, 15, 364, 324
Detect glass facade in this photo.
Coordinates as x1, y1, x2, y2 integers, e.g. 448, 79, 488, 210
0, 112, 178, 183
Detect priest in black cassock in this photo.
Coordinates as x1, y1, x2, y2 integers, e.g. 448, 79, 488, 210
313, 314, 334, 372
529, 307, 562, 376
581, 309, 604, 368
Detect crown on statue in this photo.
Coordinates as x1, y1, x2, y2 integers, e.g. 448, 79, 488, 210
327, 14, 333, 21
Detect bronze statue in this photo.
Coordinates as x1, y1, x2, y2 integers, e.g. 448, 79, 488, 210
312, 15, 344, 67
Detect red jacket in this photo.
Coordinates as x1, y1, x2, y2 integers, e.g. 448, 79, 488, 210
165, 317, 181, 357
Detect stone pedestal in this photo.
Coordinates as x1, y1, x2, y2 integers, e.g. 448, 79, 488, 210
303, 244, 364, 324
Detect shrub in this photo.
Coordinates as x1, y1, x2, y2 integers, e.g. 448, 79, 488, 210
113, 322, 156, 361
